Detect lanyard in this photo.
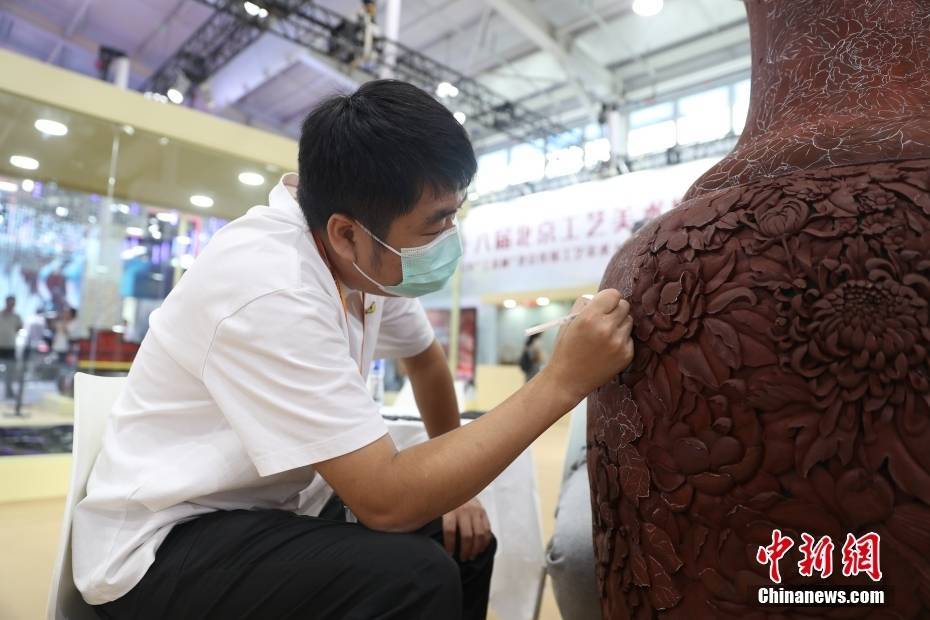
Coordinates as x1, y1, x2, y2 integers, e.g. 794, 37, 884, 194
312, 231, 366, 375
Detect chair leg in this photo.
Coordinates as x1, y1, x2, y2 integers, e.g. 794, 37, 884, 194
531, 565, 547, 620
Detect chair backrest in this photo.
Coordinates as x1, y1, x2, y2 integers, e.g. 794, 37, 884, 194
47, 373, 127, 620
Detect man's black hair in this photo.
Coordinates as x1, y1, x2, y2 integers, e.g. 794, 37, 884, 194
297, 79, 477, 240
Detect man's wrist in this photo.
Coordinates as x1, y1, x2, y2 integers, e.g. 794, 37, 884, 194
533, 366, 584, 421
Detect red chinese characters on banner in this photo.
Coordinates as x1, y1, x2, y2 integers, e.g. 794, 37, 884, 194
495, 229, 512, 250
756, 529, 794, 584
798, 533, 834, 578
756, 531, 882, 583
841, 533, 883, 582
587, 210, 605, 237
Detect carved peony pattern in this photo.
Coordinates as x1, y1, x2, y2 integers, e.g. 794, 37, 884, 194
590, 159, 930, 619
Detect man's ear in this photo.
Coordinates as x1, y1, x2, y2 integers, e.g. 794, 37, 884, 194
326, 213, 360, 263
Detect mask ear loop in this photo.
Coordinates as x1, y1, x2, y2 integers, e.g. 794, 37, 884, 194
356, 222, 401, 256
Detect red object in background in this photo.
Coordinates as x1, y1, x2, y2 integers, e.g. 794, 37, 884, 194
76, 330, 140, 367
424, 308, 477, 383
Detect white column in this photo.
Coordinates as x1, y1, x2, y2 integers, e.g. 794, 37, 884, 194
606, 107, 629, 173
111, 56, 131, 89
380, 0, 402, 78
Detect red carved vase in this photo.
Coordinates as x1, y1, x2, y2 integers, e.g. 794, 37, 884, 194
589, 1, 930, 617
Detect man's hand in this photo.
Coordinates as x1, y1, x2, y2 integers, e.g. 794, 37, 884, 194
544, 289, 634, 403
442, 498, 492, 561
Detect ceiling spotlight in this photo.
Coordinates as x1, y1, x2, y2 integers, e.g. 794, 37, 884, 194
166, 88, 184, 104
156, 211, 178, 224
10, 155, 39, 170
21, 179, 34, 192
190, 194, 214, 208
243, 1, 268, 18
536, 296, 550, 306
453, 111, 467, 125
55, 206, 69, 217
125, 227, 144, 237
436, 81, 459, 98
632, 0, 663, 17
122, 124, 135, 136
238, 171, 265, 186
0, 181, 17, 193
503, 299, 517, 309
34, 119, 68, 136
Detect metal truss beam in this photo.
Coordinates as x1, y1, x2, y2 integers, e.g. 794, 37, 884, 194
149, 0, 574, 147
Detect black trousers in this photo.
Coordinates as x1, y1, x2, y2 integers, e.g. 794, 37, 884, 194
95, 497, 495, 620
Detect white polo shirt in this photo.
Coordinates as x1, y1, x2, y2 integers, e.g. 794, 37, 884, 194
73, 174, 435, 605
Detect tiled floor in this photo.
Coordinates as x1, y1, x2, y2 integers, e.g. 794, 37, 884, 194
0, 416, 572, 620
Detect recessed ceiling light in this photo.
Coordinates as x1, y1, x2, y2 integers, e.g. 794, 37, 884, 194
156, 211, 178, 224
55, 206, 69, 217
453, 111, 467, 125
167, 88, 184, 104
10, 155, 39, 170
632, 0, 663, 17
0, 181, 17, 193
238, 171, 265, 186
503, 299, 517, 309
190, 194, 214, 208
21, 179, 34, 192
125, 227, 144, 237
536, 296, 550, 306
34, 119, 68, 136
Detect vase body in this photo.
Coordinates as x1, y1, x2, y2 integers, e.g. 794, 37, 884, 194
589, 1, 930, 618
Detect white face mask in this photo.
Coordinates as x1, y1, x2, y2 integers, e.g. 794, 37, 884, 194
353, 222, 463, 297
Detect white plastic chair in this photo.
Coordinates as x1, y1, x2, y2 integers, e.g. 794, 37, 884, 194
47, 373, 127, 620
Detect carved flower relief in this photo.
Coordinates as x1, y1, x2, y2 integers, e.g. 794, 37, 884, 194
632, 248, 777, 396
766, 239, 930, 497
740, 194, 811, 255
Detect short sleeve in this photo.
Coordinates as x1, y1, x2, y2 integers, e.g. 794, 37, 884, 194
374, 296, 435, 359
202, 288, 388, 477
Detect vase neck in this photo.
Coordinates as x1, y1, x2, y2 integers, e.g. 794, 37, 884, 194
685, 0, 930, 199
740, 0, 930, 141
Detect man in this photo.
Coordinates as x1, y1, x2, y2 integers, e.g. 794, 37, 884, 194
74, 80, 634, 619
0, 295, 22, 399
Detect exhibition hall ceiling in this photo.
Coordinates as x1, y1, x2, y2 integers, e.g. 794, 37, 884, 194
0, 0, 751, 146
0, 90, 278, 218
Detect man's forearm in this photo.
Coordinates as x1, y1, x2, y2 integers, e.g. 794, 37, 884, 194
370, 368, 578, 531
403, 340, 460, 438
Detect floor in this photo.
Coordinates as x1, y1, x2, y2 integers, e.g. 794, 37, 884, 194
0, 416, 572, 620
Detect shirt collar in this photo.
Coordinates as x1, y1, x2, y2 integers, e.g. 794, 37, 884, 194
270, 173, 364, 299
268, 173, 309, 231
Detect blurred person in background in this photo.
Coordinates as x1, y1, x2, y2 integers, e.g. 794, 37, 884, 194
519, 332, 546, 382
0, 295, 22, 399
